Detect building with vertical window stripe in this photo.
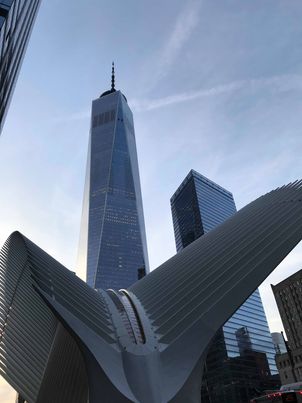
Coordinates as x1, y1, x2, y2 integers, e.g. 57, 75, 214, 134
77, 65, 149, 291
272, 269, 302, 384
170, 170, 279, 402
0, 0, 41, 134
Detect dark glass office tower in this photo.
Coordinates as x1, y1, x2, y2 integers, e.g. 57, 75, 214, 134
77, 66, 149, 291
171, 170, 279, 403
0, 0, 41, 134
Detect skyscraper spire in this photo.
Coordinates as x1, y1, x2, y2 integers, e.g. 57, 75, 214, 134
100, 62, 118, 98
111, 62, 115, 91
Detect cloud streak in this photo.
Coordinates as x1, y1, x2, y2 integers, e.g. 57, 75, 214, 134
159, 0, 202, 76
53, 109, 90, 123
131, 74, 302, 111
142, 0, 202, 91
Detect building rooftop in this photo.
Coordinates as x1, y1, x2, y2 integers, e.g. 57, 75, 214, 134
170, 169, 234, 203
272, 269, 302, 290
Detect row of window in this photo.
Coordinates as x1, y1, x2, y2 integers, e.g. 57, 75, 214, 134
277, 276, 302, 296
92, 109, 116, 128
278, 353, 302, 369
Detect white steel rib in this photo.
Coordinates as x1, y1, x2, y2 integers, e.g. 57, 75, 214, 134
0, 182, 302, 402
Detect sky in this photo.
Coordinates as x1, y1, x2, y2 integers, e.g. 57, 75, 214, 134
1, 0, 302, 400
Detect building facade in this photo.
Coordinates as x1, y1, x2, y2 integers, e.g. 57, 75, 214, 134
171, 169, 279, 402
0, 0, 41, 134
272, 269, 302, 384
77, 67, 149, 291
271, 332, 287, 355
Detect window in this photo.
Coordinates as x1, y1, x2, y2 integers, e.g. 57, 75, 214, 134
92, 109, 116, 128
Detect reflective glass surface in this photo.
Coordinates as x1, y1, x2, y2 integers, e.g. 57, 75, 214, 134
0, 0, 41, 134
78, 91, 149, 291
171, 170, 279, 402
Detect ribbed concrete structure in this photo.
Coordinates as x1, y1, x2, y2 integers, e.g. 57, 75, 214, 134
1, 182, 302, 402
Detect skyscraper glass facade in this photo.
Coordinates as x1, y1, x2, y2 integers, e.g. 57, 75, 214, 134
77, 88, 149, 291
0, 0, 41, 134
171, 169, 279, 402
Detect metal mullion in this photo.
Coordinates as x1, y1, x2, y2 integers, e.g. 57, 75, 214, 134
156, 211, 302, 334
17, 293, 56, 327
157, 202, 302, 331
29, 267, 49, 285
0, 352, 40, 397
136, 198, 261, 302
193, 200, 302, 309
12, 277, 56, 327
0, 3, 8, 60
1, 331, 45, 375
53, 294, 115, 342
54, 293, 114, 340
146, 198, 273, 312
0, 0, 40, 109
0, 293, 12, 309
0, 248, 26, 268
0, 269, 25, 296
29, 256, 109, 314
15, 0, 22, 19
138, 185, 299, 301
0, 272, 15, 289
8, 292, 51, 346
0, 262, 24, 288
4, 316, 51, 362
8, 303, 55, 349
0, 302, 8, 318
49, 265, 103, 300
158, 207, 302, 340
43, 268, 110, 318
0, 339, 41, 385
38, 272, 110, 321
154, 199, 299, 321
2, 333, 47, 377
2, 322, 49, 364
209, 215, 302, 314
162, 220, 302, 344
146, 189, 301, 311
51, 280, 111, 325
9, 0, 36, 56
7, 296, 56, 340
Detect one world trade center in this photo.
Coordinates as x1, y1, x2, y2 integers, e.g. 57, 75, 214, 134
77, 64, 149, 291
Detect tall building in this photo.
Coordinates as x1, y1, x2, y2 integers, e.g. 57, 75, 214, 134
77, 64, 149, 291
0, 0, 41, 134
272, 269, 302, 384
171, 169, 279, 403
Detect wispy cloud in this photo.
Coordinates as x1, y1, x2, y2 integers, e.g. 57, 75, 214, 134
159, 0, 202, 76
53, 109, 90, 123
131, 74, 302, 112
142, 0, 202, 91
51, 74, 302, 124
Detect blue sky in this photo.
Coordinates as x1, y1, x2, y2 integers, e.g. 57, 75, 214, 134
1, 0, 302, 399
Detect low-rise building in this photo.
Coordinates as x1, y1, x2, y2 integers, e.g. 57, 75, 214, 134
272, 269, 302, 384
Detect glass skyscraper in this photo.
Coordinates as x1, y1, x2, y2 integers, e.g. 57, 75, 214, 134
77, 66, 149, 291
171, 169, 279, 403
0, 0, 41, 134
